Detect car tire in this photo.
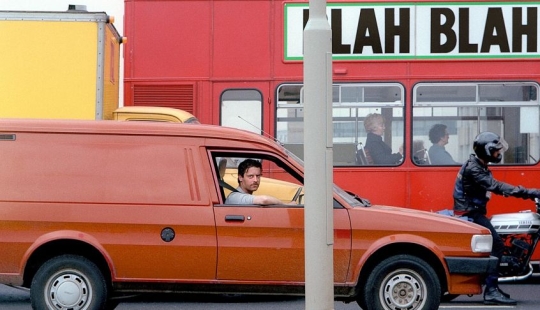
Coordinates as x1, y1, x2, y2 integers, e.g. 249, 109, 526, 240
361, 254, 441, 310
30, 254, 108, 310
441, 293, 460, 302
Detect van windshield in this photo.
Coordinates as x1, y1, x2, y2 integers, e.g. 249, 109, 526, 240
285, 147, 303, 167
284, 148, 366, 207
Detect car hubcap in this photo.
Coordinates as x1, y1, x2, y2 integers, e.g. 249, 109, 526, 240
381, 269, 426, 310
47, 272, 90, 309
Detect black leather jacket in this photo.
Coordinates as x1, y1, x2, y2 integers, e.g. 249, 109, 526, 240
453, 154, 532, 214
365, 132, 402, 165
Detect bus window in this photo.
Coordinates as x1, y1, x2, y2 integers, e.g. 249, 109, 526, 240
277, 83, 405, 166
412, 82, 540, 165
221, 89, 262, 134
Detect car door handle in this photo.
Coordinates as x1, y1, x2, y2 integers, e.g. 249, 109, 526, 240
225, 215, 245, 222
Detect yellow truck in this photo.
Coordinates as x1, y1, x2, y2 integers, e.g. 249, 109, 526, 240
0, 6, 123, 120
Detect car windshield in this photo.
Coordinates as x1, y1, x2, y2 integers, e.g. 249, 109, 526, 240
284, 147, 367, 207
334, 184, 368, 207
284, 147, 303, 167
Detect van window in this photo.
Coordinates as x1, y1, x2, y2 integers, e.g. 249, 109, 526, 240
212, 153, 304, 205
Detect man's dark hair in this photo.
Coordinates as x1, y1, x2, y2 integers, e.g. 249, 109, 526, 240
237, 159, 262, 183
429, 124, 447, 144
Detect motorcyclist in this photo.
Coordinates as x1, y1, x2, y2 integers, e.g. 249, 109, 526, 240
453, 131, 540, 305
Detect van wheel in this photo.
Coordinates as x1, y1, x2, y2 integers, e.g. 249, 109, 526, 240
31, 254, 108, 310
360, 254, 440, 310
441, 293, 460, 302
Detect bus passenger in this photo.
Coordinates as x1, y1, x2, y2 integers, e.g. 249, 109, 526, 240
363, 113, 403, 165
225, 159, 294, 205
412, 140, 428, 164
453, 132, 540, 305
428, 124, 459, 165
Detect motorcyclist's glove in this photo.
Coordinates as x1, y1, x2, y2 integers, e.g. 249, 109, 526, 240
526, 188, 540, 200
508, 185, 528, 198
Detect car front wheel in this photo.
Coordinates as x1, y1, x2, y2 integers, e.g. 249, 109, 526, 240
31, 254, 108, 310
361, 254, 441, 310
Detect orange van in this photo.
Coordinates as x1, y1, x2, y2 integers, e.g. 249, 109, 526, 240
0, 119, 496, 310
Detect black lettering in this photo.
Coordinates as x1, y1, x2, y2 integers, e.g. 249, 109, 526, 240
431, 8, 457, 53
353, 9, 383, 54
513, 7, 537, 52
481, 8, 510, 53
331, 9, 351, 54
385, 8, 410, 53
458, 8, 478, 53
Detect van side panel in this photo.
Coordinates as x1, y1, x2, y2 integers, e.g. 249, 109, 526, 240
1, 132, 208, 205
0, 132, 217, 281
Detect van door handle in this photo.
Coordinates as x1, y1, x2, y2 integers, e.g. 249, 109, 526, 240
225, 215, 245, 222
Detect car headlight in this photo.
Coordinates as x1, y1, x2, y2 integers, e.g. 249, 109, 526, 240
471, 234, 493, 253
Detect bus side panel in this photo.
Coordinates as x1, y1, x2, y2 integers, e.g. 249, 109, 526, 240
334, 170, 408, 208
212, 1, 272, 78
124, 0, 211, 79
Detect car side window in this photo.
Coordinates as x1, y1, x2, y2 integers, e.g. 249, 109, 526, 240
211, 153, 304, 206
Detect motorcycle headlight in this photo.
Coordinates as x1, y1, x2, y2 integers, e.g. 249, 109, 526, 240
471, 234, 493, 253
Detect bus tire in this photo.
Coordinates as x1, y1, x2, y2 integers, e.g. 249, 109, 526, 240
30, 254, 108, 310
361, 254, 440, 310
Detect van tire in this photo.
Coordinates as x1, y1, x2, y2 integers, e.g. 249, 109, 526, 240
361, 254, 440, 310
30, 254, 108, 310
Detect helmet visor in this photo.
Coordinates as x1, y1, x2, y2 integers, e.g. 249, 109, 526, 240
486, 136, 508, 158
494, 137, 509, 153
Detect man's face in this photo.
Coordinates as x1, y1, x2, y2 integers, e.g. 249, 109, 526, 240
440, 130, 450, 145
239, 166, 262, 194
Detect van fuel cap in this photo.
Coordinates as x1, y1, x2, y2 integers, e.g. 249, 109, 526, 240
161, 227, 175, 242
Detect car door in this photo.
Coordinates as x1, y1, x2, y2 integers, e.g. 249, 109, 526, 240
212, 153, 351, 283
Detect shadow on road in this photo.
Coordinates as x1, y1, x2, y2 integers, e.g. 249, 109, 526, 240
113, 293, 303, 304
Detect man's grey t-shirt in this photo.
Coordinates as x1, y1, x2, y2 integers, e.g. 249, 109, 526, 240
225, 187, 254, 204
428, 144, 459, 165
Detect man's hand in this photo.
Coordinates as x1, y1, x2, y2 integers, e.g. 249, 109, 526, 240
527, 188, 540, 200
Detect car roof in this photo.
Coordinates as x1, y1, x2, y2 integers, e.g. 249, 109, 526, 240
0, 118, 281, 149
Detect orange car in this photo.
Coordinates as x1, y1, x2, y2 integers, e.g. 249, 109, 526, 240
0, 119, 496, 310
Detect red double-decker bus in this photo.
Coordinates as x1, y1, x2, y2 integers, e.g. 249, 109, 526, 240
123, 0, 540, 218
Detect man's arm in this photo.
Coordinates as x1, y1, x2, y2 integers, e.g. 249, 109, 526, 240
469, 164, 535, 199
225, 192, 255, 204
252, 195, 284, 205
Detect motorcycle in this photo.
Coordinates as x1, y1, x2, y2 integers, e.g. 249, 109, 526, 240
439, 199, 540, 302
491, 197, 540, 282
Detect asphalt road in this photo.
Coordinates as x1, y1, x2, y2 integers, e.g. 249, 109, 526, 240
1, 275, 539, 309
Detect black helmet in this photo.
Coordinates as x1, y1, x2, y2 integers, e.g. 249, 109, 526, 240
473, 132, 508, 163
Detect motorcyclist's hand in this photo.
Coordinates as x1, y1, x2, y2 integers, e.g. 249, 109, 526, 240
526, 188, 540, 200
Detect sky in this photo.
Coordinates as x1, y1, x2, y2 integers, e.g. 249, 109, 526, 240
1, 0, 126, 104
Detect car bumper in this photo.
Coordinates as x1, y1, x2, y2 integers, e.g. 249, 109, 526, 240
445, 256, 498, 274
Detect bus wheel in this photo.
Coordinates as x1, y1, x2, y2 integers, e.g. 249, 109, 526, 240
31, 254, 108, 310
361, 254, 441, 310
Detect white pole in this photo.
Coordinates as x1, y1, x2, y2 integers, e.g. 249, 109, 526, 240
303, 0, 334, 309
